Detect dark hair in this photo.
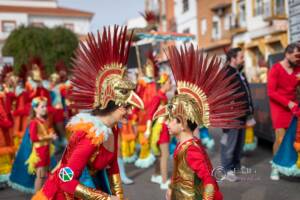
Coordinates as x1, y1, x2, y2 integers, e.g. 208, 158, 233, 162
226, 47, 242, 62
284, 43, 300, 55
187, 120, 198, 132
175, 118, 198, 132
91, 101, 120, 116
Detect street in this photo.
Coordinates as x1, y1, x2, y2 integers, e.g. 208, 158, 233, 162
1, 128, 299, 200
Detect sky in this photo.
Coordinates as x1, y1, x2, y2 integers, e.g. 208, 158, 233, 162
58, 0, 145, 32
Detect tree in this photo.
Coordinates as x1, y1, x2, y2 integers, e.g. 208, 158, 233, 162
2, 26, 78, 75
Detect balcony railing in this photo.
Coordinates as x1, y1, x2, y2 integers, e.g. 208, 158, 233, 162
263, 0, 286, 21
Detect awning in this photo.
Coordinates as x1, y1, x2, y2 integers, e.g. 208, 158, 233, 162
136, 31, 195, 42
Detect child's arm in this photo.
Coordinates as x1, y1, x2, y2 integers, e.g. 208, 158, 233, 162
186, 145, 217, 200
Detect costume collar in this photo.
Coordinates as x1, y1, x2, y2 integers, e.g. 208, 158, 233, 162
67, 113, 113, 144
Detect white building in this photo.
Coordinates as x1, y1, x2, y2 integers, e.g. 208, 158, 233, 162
0, 0, 93, 54
231, 0, 288, 83
174, 0, 198, 43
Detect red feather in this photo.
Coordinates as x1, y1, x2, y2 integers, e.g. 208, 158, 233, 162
166, 44, 247, 128
70, 25, 133, 110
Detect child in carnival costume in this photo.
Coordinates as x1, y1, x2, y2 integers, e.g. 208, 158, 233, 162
32, 26, 144, 200
147, 72, 172, 190
120, 112, 138, 164
134, 51, 158, 168
26, 57, 51, 101
13, 64, 31, 150
0, 65, 17, 185
49, 65, 69, 151
153, 45, 247, 200
119, 116, 137, 185
9, 97, 57, 193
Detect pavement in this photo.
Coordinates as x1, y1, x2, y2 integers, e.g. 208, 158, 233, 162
1, 128, 300, 200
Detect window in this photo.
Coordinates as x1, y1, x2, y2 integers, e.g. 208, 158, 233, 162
274, 0, 285, 16
64, 23, 74, 31
183, 28, 190, 33
212, 17, 221, 40
224, 15, 230, 31
254, 0, 264, 16
2, 21, 16, 33
238, 0, 246, 27
201, 19, 207, 35
182, 0, 189, 13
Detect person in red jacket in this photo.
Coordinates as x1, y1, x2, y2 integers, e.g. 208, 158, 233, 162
267, 43, 300, 180
32, 26, 144, 200
153, 44, 246, 200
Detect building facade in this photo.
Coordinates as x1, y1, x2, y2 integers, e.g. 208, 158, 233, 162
197, 0, 233, 56
0, 0, 93, 54
174, 0, 197, 43
231, 0, 288, 83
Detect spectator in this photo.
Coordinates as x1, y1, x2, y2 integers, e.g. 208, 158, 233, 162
221, 47, 254, 182
267, 43, 300, 180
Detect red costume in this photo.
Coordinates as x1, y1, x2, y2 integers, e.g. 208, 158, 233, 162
28, 117, 53, 169
13, 90, 31, 139
153, 45, 246, 199
172, 138, 222, 200
134, 50, 159, 168
267, 63, 300, 128
32, 26, 144, 200
40, 114, 120, 199
147, 90, 169, 149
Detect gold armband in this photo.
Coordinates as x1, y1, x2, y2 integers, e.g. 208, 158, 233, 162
203, 184, 215, 200
74, 184, 111, 200
109, 174, 124, 200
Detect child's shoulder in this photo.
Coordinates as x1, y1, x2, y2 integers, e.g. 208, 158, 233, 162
187, 138, 206, 152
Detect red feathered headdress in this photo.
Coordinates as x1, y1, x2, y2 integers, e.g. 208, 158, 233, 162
70, 25, 144, 110
153, 44, 247, 128
144, 50, 159, 78
0, 64, 13, 83
140, 10, 159, 25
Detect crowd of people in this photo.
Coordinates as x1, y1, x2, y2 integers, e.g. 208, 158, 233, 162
0, 24, 300, 200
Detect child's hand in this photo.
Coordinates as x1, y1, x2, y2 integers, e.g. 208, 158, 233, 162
165, 189, 171, 200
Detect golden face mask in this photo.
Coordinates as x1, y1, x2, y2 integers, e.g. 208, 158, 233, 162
94, 64, 144, 110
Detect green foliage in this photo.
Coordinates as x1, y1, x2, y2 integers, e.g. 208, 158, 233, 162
2, 26, 78, 75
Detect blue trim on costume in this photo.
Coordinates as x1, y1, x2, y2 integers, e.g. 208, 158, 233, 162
273, 117, 300, 176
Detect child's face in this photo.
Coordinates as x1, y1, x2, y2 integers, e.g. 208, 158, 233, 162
167, 118, 182, 135
34, 101, 47, 118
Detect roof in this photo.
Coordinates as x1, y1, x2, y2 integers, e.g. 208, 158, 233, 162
0, 5, 93, 18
